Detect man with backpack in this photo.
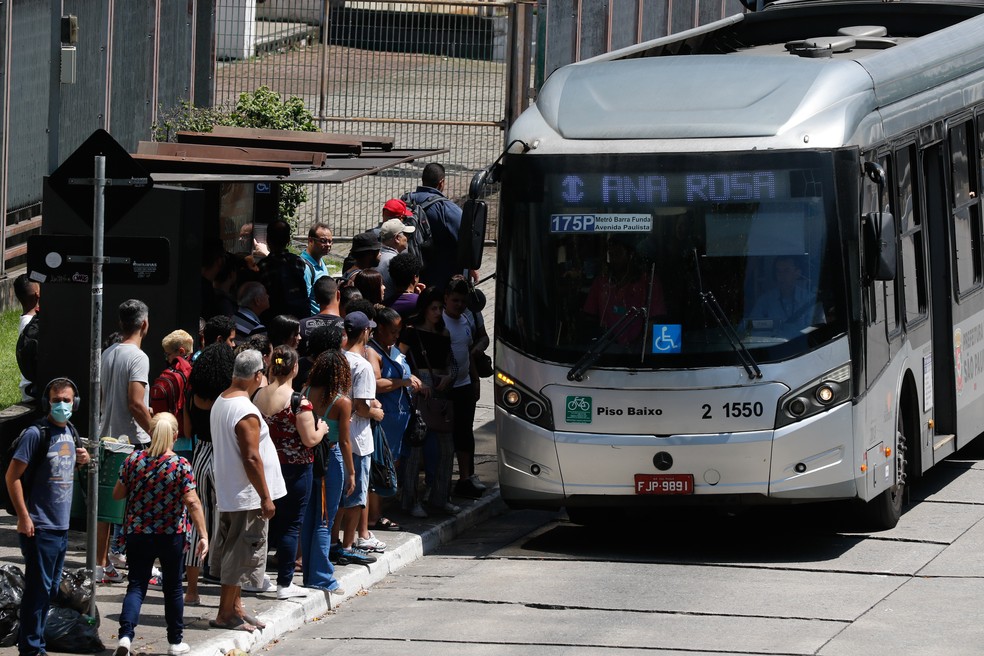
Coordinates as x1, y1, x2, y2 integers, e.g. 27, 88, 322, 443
403, 162, 476, 289
4, 377, 88, 656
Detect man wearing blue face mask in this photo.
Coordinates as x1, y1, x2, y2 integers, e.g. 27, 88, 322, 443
5, 378, 87, 656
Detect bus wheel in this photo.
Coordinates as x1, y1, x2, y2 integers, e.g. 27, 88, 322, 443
566, 507, 607, 527
861, 411, 908, 530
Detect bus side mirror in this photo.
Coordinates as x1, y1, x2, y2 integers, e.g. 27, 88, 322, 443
458, 199, 488, 270
863, 211, 897, 281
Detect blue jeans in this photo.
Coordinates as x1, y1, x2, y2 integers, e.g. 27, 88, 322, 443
119, 533, 186, 645
18, 529, 68, 656
270, 462, 313, 587
300, 445, 343, 590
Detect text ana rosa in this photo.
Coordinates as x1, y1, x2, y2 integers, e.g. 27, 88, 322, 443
597, 405, 663, 416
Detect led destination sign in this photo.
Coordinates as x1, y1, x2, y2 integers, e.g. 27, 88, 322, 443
554, 170, 782, 206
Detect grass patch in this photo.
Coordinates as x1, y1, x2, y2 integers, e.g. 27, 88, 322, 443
0, 309, 23, 410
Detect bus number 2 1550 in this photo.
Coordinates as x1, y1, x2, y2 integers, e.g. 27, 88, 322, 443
701, 402, 765, 419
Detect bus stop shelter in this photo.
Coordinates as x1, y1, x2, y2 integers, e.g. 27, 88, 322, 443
31, 127, 447, 433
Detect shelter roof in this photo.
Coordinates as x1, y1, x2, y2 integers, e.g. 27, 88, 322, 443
134, 126, 447, 184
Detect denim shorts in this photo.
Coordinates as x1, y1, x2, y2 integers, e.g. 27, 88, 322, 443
342, 453, 370, 509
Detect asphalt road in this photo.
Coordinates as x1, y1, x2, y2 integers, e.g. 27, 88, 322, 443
258, 445, 984, 656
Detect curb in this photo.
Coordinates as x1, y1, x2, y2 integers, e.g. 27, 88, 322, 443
188, 488, 505, 656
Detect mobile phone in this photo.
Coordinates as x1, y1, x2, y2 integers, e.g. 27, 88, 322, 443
252, 223, 268, 246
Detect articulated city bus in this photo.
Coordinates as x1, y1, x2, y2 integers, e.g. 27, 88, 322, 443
484, 0, 984, 528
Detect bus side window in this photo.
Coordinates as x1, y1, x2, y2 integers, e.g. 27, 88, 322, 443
897, 143, 928, 326
948, 119, 983, 296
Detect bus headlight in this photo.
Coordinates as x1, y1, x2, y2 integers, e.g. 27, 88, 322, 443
495, 370, 554, 430
503, 389, 522, 407
776, 364, 851, 429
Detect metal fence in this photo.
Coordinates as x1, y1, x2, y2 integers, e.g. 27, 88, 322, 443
213, 0, 522, 239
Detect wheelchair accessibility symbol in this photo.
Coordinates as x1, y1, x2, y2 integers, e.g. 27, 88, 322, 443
652, 324, 682, 354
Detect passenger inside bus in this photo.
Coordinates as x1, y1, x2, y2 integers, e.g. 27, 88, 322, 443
581, 236, 665, 346
748, 254, 826, 337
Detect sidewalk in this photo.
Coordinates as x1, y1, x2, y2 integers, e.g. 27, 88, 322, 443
0, 248, 501, 655
0, 376, 501, 656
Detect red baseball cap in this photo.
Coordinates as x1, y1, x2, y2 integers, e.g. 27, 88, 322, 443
383, 198, 413, 217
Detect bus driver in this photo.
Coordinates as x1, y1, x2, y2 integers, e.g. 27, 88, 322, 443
749, 255, 825, 337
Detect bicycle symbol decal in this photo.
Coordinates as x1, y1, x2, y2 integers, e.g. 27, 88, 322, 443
565, 396, 592, 424
567, 397, 590, 412
652, 324, 682, 354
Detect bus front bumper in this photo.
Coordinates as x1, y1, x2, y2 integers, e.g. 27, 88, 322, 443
496, 403, 858, 509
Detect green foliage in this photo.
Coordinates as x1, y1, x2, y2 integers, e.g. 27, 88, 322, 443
152, 87, 319, 222
151, 100, 232, 143
228, 87, 318, 133
0, 308, 26, 410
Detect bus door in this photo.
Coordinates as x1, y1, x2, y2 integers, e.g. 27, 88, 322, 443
922, 142, 957, 460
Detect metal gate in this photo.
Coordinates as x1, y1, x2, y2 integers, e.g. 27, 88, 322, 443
213, 0, 534, 239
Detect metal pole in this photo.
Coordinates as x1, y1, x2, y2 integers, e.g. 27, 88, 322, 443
86, 155, 106, 618
0, 0, 13, 278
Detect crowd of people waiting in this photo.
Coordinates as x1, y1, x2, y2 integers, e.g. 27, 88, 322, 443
5, 162, 493, 656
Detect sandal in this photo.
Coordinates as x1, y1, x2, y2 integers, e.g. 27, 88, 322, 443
373, 517, 402, 531
242, 613, 267, 630
209, 617, 255, 633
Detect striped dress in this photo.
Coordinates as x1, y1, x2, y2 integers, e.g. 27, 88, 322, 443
184, 400, 216, 569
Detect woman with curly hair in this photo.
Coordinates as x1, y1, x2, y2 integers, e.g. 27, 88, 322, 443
301, 338, 357, 587
181, 343, 234, 606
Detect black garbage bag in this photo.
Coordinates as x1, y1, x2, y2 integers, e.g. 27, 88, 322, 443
0, 564, 25, 609
54, 568, 93, 614
43, 607, 104, 653
0, 607, 18, 647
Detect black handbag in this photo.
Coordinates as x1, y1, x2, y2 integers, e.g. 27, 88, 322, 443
403, 404, 428, 448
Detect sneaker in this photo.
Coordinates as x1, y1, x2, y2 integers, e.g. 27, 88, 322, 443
109, 551, 128, 569
167, 643, 191, 656
242, 574, 273, 593
355, 533, 386, 552
97, 564, 125, 584
454, 477, 484, 499
411, 502, 428, 518
328, 544, 348, 566
468, 474, 487, 491
277, 583, 308, 599
114, 636, 131, 656
338, 547, 377, 565
147, 566, 163, 590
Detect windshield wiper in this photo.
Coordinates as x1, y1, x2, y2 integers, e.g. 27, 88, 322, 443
567, 306, 646, 382
692, 250, 762, 380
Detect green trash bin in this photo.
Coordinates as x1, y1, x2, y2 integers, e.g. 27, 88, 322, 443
96, 441, 133, 524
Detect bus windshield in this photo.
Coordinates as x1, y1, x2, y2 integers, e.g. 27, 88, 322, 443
496, 150, 849, 368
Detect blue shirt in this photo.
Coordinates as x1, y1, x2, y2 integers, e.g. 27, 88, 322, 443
301, 250, 329, 316
12, 420, 76, 531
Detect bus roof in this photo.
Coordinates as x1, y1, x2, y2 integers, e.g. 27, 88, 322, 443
525, 2, 984, 148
